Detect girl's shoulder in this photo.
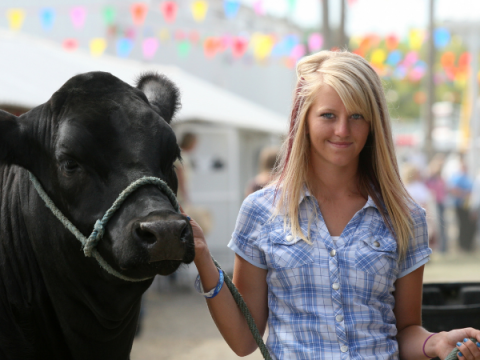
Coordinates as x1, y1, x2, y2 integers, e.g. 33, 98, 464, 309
240, 185, 278, 224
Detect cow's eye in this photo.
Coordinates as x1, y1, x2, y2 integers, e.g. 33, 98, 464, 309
61, 160, 80, 174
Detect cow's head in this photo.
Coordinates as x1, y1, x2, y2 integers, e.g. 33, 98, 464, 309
0, 71, 195, 279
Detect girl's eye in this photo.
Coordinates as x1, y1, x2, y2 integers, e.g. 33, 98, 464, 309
351, 113, 363, 120
321, 113, 335, 119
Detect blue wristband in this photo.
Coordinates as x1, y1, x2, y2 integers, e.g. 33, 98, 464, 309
194, 268, 224, 299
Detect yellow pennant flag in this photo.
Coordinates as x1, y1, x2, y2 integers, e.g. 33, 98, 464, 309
370, 49, 386, 66
7, 8, 25, 31
191, 1, 208, 22
252, 33, 274, 60
89, 38, 107, 57
408, 29, 424, 50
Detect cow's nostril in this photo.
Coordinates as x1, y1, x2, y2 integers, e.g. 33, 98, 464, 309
135, 225, 157, 245
180, 222, 189, 243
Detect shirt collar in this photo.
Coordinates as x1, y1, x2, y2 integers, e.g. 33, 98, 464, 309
300, 185, 378, 210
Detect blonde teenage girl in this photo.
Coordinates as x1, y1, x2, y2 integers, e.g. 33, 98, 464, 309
185, 51, 480, 360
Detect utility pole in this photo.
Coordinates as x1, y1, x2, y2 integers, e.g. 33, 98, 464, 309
339, 0, 346, 49
425, 0, 435, 161
322, 0, 331, 50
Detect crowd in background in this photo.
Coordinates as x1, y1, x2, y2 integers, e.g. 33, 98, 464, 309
401, 152, 480, 255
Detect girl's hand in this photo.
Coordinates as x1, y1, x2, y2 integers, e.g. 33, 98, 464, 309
435, 329, 480, 360
179, 206, 210, 262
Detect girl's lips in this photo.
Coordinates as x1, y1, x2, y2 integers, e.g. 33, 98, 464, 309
328, 141, 352, 148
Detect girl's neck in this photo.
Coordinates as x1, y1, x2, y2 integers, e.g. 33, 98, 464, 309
307, 161, 362, 201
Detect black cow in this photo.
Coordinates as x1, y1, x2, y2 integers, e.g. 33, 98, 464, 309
0, 72, 195, 359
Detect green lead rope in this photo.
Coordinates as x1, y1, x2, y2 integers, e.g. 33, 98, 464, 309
28, 172, 466, 360
28, 172, 273, 358
445, 338, 477, 360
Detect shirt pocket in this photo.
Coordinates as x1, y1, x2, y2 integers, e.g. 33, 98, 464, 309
268, 229, 315, 269
355, 234, 398, 276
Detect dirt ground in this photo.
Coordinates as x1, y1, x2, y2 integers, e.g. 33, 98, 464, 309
130, 248, 480, 360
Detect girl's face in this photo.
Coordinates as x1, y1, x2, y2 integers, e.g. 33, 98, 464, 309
306, 84, 370, 172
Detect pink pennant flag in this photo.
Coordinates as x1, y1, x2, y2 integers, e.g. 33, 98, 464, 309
70, 7, 87, 29
253, 0, 265, 15
143, 37, 159, 59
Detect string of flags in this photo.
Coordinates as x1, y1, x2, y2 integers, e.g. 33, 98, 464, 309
3, 1, 477, 83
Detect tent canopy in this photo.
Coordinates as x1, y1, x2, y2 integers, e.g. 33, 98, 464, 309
0, 30, 287, 135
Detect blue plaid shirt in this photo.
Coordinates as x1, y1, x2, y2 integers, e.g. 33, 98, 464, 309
228, 186, 431, 360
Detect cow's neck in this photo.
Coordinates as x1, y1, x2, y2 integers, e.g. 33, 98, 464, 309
2, 166, 152, 360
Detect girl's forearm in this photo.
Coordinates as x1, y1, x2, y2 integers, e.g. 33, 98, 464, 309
194, 253, 265, 356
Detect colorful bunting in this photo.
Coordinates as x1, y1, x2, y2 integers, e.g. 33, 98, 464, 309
102, 6, 116, 25
177, 41, 191, 58
232, 36, 248, 58
143, 37, 158, 59
204, 37, 220, 58
158, 28, 171, 42
385, 34, 398, 51
89, 38, 107, 56
70, 7, 87, 29
252, 33, 275, 60
386, 50, 402, 66
408, 29, 424, 50
224, 0, 240, 19
160, 2, 178, 23
7, 9, 25, 31
191, 1, 208, 22
130, 3, 148, 26
40, 8, 55, 31
189, 30, 200, 44
434, 28, 450, 48
370, 49, 386, 66
308, 33, 323, 52
286, 0, 297, 12
116, 38, 134, 57
291, 44, 306, 60
63, 38, 78, 51
253, 0, 265, 15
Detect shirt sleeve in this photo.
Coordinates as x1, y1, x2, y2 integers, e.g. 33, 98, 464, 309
227, 193, 269, 269
398, 206, 432, 278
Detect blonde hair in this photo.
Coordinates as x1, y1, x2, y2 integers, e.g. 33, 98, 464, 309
273, 50, 414, 260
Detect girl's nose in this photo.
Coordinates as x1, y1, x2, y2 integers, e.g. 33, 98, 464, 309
335, 117, 350, 137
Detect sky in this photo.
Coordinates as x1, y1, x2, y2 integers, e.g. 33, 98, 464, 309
241, 0, 480, 38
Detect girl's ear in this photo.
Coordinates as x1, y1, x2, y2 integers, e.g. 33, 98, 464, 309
0, 109, 22, 165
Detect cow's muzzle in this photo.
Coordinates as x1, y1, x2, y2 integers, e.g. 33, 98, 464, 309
132, 215, 194, 263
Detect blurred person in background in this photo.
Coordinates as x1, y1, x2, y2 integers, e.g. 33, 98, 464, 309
402, 163, 437, 249
449, 157, 476, 252
184, 51, 480, 359
469, 169, 480, 250
175, 132, 198, 205
425, 154, 449, 253
245, 146, 279, 197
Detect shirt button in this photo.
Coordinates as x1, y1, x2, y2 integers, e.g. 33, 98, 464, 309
286, 235, 293, 241
330, 249, 336, 257
373, 241, 380, 247
336, 315, 344, 322
341, 345, 349, 353
332, 283, 340, 290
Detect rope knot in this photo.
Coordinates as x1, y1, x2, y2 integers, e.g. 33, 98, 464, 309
83, 220, 105, 257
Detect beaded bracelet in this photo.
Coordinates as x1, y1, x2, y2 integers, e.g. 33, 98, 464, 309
423, 333, 437, 359
194, 267, 225, 299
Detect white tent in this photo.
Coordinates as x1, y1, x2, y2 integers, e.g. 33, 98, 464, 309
0, 30, 287, 134
0, 30, 287, 274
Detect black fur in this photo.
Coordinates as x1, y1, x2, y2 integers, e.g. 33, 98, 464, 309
0, 71, 194, 359
135, 72, 181, 123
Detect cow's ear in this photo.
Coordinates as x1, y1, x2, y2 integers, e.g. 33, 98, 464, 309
0, 109, 23, 165
136, 72, 181, 124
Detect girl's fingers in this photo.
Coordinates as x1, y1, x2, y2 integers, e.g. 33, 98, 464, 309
457, 338, 480, 360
